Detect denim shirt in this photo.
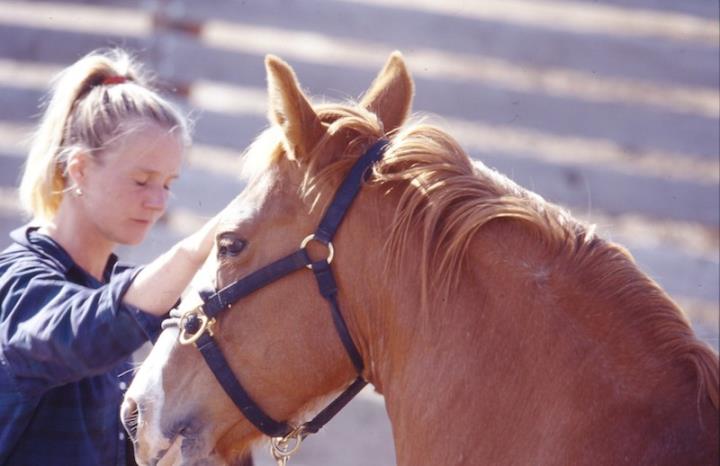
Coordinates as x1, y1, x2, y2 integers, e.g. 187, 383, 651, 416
0, 226, 165, 465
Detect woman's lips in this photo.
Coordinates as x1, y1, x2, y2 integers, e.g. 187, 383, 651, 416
132, 219, 152, 225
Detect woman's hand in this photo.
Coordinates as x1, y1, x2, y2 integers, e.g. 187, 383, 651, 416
122, 209, 227, 316
177, 210, 223, 266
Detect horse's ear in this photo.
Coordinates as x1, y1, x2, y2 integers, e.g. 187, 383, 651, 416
360, 51, 414, 135
265, 55, 325, 161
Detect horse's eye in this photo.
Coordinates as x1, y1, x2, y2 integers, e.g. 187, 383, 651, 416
217, 235, 246, 258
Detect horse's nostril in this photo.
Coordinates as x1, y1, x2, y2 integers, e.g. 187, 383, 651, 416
121, 397, 140, 443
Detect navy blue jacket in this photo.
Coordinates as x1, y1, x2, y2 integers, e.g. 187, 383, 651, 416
0, 226, 165, 465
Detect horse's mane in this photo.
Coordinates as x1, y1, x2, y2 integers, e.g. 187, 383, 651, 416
248, 103, 718, 408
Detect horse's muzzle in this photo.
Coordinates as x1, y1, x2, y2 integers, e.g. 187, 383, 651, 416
121, 396, 140, 444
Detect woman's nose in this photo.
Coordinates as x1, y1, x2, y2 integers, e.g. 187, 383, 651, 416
144, 186, 169, 211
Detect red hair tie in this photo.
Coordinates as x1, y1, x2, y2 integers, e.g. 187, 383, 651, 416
102, 75, 127, 85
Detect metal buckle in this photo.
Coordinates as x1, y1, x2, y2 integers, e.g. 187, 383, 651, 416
178, 306, 216, 346
270, 425, 305, 466
300, 234, 334, 270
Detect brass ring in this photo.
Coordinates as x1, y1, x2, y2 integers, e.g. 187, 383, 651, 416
270, 426, 305, 458
178, 307, 215, 346
300, 234, 334, 269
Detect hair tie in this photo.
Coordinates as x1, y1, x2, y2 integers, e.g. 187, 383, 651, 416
102, 75, 128, 86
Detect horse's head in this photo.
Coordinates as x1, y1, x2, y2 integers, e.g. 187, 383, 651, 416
124, 52, 414, 465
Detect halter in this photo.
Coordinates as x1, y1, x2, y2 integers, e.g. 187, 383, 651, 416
174, 140, 387, 463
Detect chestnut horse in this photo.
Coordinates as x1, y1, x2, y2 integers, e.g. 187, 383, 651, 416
124, 53, 719, 465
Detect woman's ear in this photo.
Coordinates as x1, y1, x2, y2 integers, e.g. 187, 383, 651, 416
65, 150, 89, 192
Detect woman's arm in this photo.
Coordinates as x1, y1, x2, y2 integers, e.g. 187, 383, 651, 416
0, 264, 162, 394
0, 212, 222, 393
122, 211, 220, 316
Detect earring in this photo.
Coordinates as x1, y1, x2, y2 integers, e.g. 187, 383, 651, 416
74, 187, 83, 197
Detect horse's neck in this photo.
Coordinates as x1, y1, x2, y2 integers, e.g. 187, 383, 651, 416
357, 220, 717, 466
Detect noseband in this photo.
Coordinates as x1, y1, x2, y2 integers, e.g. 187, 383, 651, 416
173, 141, 387, 457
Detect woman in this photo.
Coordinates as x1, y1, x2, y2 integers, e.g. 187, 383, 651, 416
0, 49, 220, 465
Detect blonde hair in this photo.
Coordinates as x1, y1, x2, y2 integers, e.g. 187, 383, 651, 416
19, 48, 190, 222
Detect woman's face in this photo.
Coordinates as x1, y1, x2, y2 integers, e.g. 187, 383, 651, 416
78, 121, 185, 246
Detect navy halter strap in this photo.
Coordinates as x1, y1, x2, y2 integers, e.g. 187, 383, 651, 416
176, 140, 388, 439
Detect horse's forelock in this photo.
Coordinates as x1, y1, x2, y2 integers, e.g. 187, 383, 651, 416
237, 126, 285, 183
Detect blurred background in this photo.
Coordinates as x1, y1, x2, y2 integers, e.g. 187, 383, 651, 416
0, 1, 717, 464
